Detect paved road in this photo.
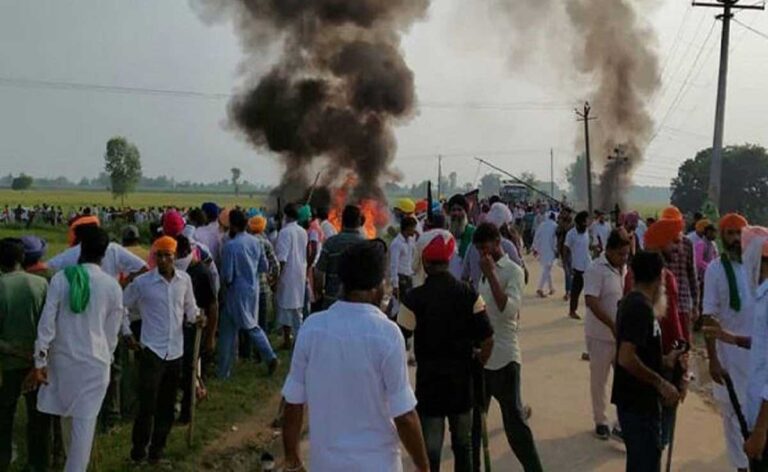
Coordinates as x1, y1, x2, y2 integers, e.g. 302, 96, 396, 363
296, 256, 731, 471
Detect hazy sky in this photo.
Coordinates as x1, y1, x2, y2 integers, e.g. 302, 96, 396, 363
1, 0, 767, 189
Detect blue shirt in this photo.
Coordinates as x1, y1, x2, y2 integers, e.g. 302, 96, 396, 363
221, 232, 268, 330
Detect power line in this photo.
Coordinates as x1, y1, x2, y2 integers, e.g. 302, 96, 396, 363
648, 20, 717, 146
732, 16, 768, 41
0, 75, 572, 112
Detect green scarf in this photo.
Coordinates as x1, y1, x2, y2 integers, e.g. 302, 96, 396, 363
721, 253, 741, 312
64, 265, 90, 314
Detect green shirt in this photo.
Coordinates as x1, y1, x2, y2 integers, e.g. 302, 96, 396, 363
0, 270, 48, 370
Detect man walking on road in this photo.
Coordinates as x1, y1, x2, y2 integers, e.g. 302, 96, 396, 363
472, 223, 544, 472
612, 251, 683, 472
565, 211, 592, 320
584, 230, 630, 440
532, 212, 558, 298
390, 215, 417, 301
703, 213, 753, 472
398, 231, 494, 471
282, 240, 429, 472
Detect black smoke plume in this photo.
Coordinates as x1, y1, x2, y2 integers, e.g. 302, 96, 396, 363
193, 0, 429, 204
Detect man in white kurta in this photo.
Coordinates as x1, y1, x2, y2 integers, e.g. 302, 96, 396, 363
32, 230, 124, 472
532, 213, 558, 297
275, 205, 308, 349
703, 213, 753, 471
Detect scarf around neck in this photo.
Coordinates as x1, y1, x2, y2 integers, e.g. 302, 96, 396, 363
64, 265, 90, 314
721, 253, 741, 312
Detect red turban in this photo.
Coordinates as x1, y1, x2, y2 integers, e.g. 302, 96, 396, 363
661, 206, 683, 222
162, 210, 185, 237
719, 213, 748, 231
422, 234, 456, 263
415, 200, 428, 214
644, 218, 683, 250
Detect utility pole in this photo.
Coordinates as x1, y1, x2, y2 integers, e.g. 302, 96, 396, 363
437, 154, 443, 200
575, 102, 597, 214
550, 148, 555, 199
693, 0, 764, 210
607, 146, 630, 215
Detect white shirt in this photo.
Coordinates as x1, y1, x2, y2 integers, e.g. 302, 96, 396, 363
532, 219, 558, 264
321, 220, 338, 240
703, 258, 754, 404
35, 264, 124, 419
275, 222, 308, 310
583, 255, 625, 341
636, 220, 648, 250
123, 269, 198, 361
389, 234, 415, 285
747, 281, 768, 429
565, 228, 592, 272
47, 242, 147, 280
194, 222, 222, 264
479, 256, 524, 370
590, 221, 611, 250
282, 301, 416, 472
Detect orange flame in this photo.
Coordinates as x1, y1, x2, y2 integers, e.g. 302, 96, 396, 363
326, 175, 389, 239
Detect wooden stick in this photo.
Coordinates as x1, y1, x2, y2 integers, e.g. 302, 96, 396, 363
187, 324, 203, 448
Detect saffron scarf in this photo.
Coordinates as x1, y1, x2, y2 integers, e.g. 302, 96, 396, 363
721, 253, 741, 312
64, 265, 90, 314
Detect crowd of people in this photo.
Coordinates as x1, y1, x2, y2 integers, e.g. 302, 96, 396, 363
2, 191, 768, 472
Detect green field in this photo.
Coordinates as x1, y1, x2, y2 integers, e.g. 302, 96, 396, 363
0, 189, 265, 211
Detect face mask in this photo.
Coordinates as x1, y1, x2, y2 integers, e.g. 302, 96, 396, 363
175, 254, 193, 271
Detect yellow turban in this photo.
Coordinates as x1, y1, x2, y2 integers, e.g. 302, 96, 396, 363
394, 198, 416, 214
152, 236, 178, 254
248, 216, 267, 234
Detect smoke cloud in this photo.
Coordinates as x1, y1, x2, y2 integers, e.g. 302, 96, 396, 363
493, 0, 660, 209
192, 0, 429, 204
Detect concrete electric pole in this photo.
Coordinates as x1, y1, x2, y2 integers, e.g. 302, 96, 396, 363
575, 102, 597, 214
693, 0, 764, 210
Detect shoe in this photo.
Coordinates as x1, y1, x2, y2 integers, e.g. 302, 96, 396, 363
130, 450, 146, 463
569, 311, 582, 320
595, 424, 610, 441
536, 290, 547, 298
563, 293, 570, 301
611, 426, 624, 442
581, 352, 590, 361
549, 289, 556, 296
268, 358, 279, 376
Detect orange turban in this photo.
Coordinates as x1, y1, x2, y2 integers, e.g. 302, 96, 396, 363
248, 216, 267, 234
661, 206, 683, 222
719, 213, 748, 231
67, 215, 101, 246
152, 236, 178, 254
695, 218, 712, 234
644, 218, 683, 250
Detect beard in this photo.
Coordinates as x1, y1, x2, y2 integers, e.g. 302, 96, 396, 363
450, 215, 468, 238
725, 241, 742, 254
653, 281, 668, 320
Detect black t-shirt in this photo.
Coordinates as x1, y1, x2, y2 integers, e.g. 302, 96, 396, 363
402, 272, 494, 416
611, 291, 663, 417
186, 262, 216, 309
